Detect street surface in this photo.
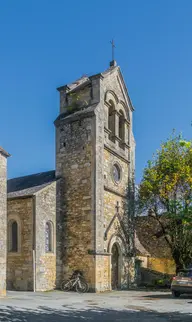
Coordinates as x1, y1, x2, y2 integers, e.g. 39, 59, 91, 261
0, 290, 192, 321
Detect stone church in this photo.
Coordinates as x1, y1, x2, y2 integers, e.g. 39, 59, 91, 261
0, 60, 136, 295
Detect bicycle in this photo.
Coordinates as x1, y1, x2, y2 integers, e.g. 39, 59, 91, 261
61, 270, 89, 293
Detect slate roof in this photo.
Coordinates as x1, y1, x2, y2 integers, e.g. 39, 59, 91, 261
56, 66, 117, 93
135, 215, 172, 258
7, 170, 56, 199
135, 233, 150, 256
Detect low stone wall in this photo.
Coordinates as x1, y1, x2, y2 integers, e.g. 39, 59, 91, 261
136, 256, 175, 287
139, 267, 173, 288
148, 257, 175, 275
137, 256, 175, 275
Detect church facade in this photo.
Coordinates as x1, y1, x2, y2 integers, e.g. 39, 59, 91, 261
2, 61, 136, 293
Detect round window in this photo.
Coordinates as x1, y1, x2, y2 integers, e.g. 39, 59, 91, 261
112, 164, 121, 183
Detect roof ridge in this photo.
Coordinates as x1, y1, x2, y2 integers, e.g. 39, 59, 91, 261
57, 65, 118, 93
7, 170, 56, 198
8, 169, 55, 181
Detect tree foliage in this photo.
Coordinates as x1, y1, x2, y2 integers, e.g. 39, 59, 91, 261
138, 132, 192, 272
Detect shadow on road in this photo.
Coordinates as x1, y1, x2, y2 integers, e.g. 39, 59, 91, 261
142, 293, 192, 300
0, 305, 192, 322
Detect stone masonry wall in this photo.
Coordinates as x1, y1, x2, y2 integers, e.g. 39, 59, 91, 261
93, 68, 135, 291
55, 67, 135, 292
103, 149, 129, 197
95, 255, 111, 292
103, 149, 129, 256
56, 116, 96, 290
103, 190, 131, 289
101, 68, 135, 289
93, 77, 107, 292
35, 182, 56, 291
0, 153, 7, 296
59, 86, 91, 115
7, 197, 33, 291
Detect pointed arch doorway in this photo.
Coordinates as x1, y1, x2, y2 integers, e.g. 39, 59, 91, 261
111, 243, 119, 289
109, 235, 126, 290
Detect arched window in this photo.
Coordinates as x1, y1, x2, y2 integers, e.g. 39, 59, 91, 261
112, 163, 121, 183
9, 220, 18, 252
119, 110, 125, 141
45, 221, 53, 252
108, 100, 115, 142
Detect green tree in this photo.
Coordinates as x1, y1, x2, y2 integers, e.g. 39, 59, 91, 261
138, 132, 192, 273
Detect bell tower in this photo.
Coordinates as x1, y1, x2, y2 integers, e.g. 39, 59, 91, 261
54, 63, 136, 292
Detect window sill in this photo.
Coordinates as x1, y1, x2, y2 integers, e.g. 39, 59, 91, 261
104, 127, 111, 135
122, 142, 130, 149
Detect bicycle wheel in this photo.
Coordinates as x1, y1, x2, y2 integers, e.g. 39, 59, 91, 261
81, 278, 89, 293
61, 280, 72, 291
85, 282, 89, 293
76, 280, 89, 293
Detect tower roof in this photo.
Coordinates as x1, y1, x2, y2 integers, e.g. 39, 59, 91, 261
56, 64, 134, 112
56, 65, 118, 93
0, 146, 10, 158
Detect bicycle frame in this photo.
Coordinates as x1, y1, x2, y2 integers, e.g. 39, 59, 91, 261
65, 276, 82, 289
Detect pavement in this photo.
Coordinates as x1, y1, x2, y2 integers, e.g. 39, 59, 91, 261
0, 290, 192, 321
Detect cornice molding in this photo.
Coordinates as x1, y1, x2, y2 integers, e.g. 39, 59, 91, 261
104, 185, 126, 198
104, 144, 130, 164
88, 250, 112, 256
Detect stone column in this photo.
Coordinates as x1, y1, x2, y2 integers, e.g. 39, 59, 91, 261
0, 147, 10, 297
124, 121, 130, 146
114, 111, 119, 139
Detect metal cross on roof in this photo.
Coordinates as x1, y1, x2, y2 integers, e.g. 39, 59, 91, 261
110, 39, 116, 61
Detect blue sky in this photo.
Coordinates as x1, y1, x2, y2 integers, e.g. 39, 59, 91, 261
0, 0, 191, 183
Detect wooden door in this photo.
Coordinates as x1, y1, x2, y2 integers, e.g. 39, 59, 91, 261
111, 243, 119, 289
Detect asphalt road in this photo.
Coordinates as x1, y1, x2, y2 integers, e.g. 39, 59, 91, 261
0, 290, 192, 321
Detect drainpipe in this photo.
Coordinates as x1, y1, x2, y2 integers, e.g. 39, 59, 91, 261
32, 195, 36, 292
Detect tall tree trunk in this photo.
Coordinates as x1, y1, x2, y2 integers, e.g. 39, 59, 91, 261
172, 249, 184, 274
